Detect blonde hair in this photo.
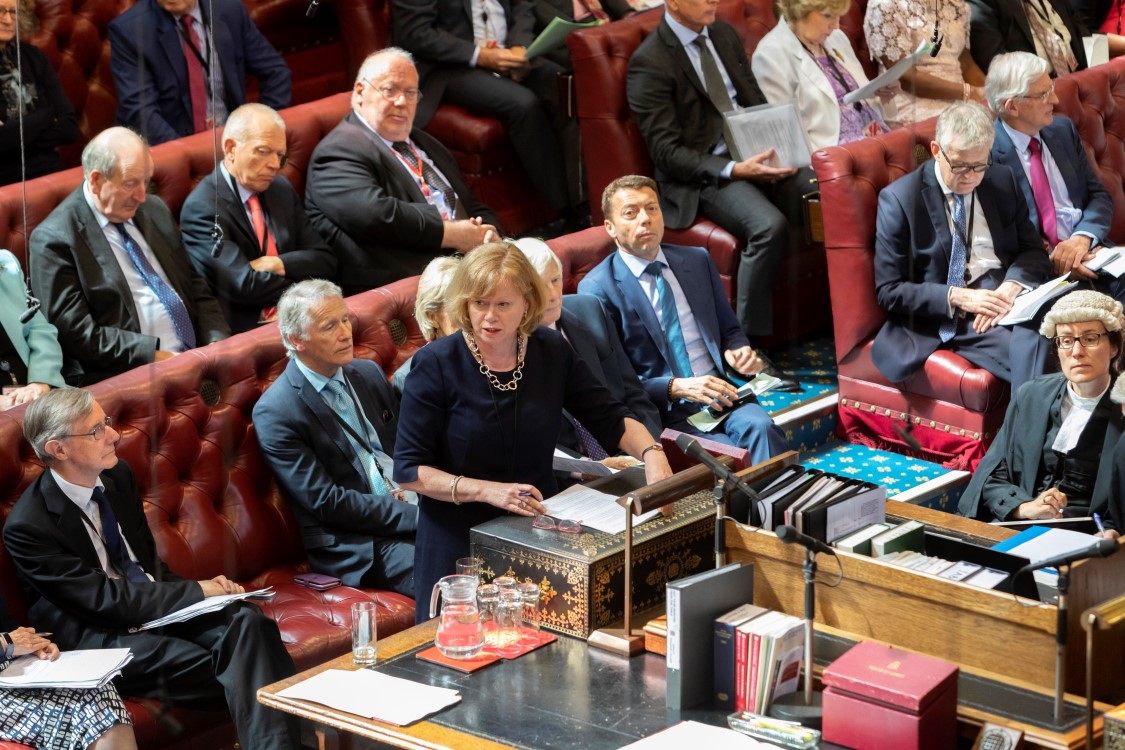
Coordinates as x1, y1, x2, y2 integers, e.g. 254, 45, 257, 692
414, 256, 461, 341
444, 242, 546, 337
779, 0, 849, 22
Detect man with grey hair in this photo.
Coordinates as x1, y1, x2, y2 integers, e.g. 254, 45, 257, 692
987, 52, 1115, 292
4, 389, 300, 749
180, 103, 338, 333
29, 126, 229, 386
872, 101, 1051, 388
253, 279, 417, 596
305, 48, 500, 296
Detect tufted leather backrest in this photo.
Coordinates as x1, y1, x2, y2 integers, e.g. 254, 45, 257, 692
0, 281, 422, 594
569, 0, 871, 223
1054, 57, 1125, 244
811, 121, 935, 363
0, 92, 350, 272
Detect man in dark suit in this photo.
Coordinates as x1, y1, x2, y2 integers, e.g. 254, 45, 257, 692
986, 52, 1118, 299
30, 127, 230, 386
512, 237, 662, 461
872, 102, 1051, 389
392, 0, 572, 216
109, 0, 291, 145
967, 0, 1095, 75
578, 175, 787, 463
3, 389, 299, 750
626, 0, 815, 340
305, 49, 500, 295
253, 280, 417, 596
181, 104, 337, 333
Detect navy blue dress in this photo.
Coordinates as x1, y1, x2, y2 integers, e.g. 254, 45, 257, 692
394, 327, 632, 620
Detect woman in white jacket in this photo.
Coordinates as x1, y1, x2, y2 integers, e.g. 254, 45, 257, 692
752, 0, 891, 150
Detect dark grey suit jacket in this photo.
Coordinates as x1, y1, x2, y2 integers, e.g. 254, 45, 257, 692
3, 462, 202, 650
304, 112, 499, 295
967, 0, 1088, 74
181, 166, 338, 333
627, 17, 767, 229
29, 186, 230, 385
558, 294, 662, 448
253, 358, 418, 587
531, 0, 633, 67
393, 0, 537, 124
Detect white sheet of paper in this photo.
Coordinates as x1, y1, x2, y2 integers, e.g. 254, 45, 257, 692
132, 588, 274, 632
277, 668, 461, 726
724, 102, 812, 168
618, 720, 770, 749
999, 275, 1075, 325
0, 648, 133, 689
1084, 34, 1110, 67
543, 483, 660, 535
1094, 246, 1125, 277
1002, 527, 1100, 566
844, 39, 933, 105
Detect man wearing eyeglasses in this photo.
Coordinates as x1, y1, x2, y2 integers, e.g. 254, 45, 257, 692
986, 52, 1116, 296
305, 49, 501, 296
180, 104, 338, 334
958, 290, 1125, 521
4, 389, 301, 749
871, 101, 1051, 389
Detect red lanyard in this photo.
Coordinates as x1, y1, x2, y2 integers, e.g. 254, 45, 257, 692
391, 142, 432, 200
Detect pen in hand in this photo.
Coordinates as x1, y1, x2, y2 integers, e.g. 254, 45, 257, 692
1094, 513, 1107, 535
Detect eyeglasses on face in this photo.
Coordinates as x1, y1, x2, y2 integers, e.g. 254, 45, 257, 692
0, 8, 18, 19
365, 80, 423, 103
939, 145, 993, 175
56, 415, 113, 442
1020, 83, 1055, 102
1052, 332, 1108, 350
532, 514, 582, 533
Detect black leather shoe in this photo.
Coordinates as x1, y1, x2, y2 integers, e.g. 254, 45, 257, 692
757, 351, 803, 393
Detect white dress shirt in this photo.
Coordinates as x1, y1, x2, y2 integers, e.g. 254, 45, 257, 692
1000, 121, 1089, 243
51, 469, 153, 581
1053, 382, 1108, 453
82, 182, 187, 351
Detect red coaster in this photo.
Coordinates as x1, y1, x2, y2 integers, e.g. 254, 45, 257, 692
416, 645, 502, 673
481, 630, 558, 660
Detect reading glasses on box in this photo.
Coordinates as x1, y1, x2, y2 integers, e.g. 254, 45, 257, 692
532, 514, 582, 533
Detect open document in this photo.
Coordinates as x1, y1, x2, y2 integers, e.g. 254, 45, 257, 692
1090, 246, 1125, 277
844, 39, 933, 105
543, 483, 661, 535
552, 448, 620, 477
0, 648, 133, 689
277, 668, 461, 726
999, 274, 1074, 325
724, 103, 812, 168
130, 587, 275, 632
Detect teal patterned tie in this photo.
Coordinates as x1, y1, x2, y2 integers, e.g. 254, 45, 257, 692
325, 380, 390, 495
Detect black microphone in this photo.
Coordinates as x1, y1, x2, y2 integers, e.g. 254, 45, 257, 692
674, 433, 760, 502
18, 292, 41, 324
306, 0, 319, 17
209, 222, 224, 258
776, 524, 836, 556
1016, 538, 1118, 573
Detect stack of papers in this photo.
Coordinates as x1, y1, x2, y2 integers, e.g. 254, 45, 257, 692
1000, 274, 1075, 325
0, 648, 133, 689
277, 668, 462, 726
130, 588, 275, 632
619, 721, 771, 748
543, 484, 661, 535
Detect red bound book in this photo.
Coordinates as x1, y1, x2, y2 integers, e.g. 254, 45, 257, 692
734, 626, 749, 712
822, 641, 959, 750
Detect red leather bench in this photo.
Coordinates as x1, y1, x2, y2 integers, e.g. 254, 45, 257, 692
0, 280, 423, 750
563, 0, 871, 347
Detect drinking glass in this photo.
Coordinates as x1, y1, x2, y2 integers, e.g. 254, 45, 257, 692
493, 575, 517, 591
477, 583, 500, 646
455, 556, 481, 580
351, 601, 377, 665
516, 581, 541, 645
495, 590, 523, 656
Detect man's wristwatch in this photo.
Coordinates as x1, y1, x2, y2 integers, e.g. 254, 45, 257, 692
641, 444, 664, 460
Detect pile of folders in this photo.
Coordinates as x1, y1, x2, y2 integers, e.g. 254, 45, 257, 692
745, 464, 886, 543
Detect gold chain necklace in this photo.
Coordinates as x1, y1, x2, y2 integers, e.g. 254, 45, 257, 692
464, 331, 526, 392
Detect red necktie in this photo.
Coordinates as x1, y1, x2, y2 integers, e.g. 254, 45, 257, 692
1027, 138, 1059, 247
180, 15, 209, 133
248, 194, 280, 322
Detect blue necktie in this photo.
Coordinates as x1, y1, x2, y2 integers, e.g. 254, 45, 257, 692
325, 379, 390, 495
113, 223, 196, 350
645, 261, 693, 378
939, 194, 968, 344
90, 487, 149, 583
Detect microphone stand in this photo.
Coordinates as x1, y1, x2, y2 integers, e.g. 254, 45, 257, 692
713, 477, 735, 567
769, 546, 824, 728
1054, 563, 1070, 725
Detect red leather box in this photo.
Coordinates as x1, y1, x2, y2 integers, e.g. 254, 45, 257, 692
822, 641, 959, 750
